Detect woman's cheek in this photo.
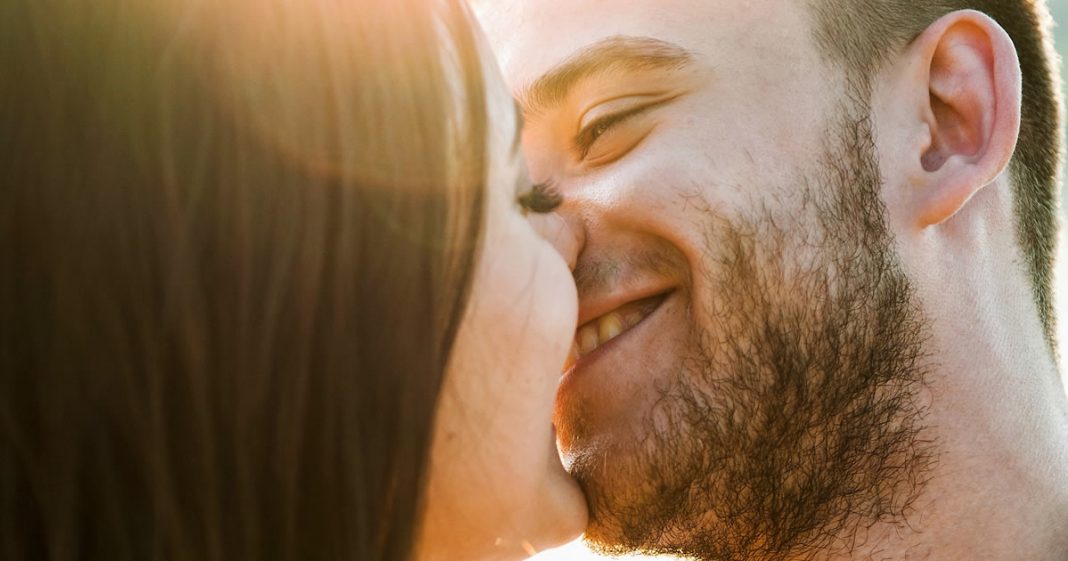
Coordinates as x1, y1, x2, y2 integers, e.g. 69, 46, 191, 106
534, 242, 579, 361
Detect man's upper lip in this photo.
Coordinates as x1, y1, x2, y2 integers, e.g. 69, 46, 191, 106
577, 285, 675, 328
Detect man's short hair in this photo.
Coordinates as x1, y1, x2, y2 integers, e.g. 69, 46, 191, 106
809, 0, 1064, 345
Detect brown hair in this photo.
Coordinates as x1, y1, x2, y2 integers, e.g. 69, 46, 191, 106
0, 1, 486, 560
808, 0, 1064, 344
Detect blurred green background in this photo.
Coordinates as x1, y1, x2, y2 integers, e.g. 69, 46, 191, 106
1044, 0, 1068, 368
1053, 2, 1068, 207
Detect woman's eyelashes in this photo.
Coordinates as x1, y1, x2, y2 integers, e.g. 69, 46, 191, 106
518, 181, 563, 214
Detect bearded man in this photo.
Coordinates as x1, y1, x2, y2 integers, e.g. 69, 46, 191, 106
475, 1, 1068, 559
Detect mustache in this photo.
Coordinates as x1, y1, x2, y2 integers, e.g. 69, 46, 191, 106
572, 236, 690, 297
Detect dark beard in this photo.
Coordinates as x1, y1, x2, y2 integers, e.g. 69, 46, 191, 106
572, 113, 936, 561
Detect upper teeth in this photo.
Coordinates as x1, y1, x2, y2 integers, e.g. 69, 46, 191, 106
565, 294, 668, 368
575, 311, 628, 359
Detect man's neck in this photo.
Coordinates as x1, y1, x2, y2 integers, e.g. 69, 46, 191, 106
847, 361, 1068, 560
843, 249, 1068, 561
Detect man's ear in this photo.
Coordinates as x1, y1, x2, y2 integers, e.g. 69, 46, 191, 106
898, 10, 1021, 228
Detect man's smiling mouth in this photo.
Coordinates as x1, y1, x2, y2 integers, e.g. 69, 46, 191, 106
568, 291, 671, 366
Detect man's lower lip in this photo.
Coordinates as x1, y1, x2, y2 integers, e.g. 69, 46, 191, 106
561, 290, 672, 380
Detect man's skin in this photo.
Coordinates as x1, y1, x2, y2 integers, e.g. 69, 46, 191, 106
477, 1, 1068, 559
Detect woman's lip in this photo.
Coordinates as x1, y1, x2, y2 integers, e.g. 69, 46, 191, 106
562, 289, 673, 376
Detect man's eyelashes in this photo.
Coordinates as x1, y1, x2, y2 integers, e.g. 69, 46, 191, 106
573, 105, 652, 159
572, 96, 678, 160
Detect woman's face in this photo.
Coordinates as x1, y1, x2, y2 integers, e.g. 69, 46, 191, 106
416, 19, 588, 561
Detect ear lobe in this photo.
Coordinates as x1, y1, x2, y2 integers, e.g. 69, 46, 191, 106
910, 10, 1021, 228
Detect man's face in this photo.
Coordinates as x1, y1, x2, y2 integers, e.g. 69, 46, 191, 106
479, 1, 934, 559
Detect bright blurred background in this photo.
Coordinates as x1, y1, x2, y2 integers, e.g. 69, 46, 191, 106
530, 2, 1068, 560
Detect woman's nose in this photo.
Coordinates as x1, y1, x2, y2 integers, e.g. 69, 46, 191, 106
528, 212, 585, 271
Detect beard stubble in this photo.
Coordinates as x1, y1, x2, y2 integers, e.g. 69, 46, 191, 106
568, 111, 937, 561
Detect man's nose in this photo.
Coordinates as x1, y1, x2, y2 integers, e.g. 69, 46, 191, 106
528, 211, 585, 271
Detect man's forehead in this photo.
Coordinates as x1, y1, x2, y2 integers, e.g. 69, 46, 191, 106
473, 0, 812, 92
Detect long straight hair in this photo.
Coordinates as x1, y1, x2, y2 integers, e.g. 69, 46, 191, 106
0, 1, 487, 559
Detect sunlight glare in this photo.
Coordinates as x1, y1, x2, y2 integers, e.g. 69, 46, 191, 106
529, 538, 683, 561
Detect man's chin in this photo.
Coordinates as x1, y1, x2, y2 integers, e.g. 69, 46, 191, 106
562, 422, 706, 555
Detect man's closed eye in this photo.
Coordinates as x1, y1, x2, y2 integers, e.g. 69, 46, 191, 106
573, 95, 678, 166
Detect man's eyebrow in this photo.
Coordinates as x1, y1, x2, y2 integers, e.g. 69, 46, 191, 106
519, 35, 694, 116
